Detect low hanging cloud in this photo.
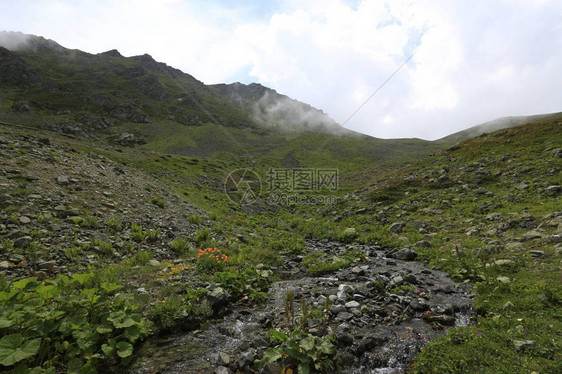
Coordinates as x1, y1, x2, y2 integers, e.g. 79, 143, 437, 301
252, 91, 347, 135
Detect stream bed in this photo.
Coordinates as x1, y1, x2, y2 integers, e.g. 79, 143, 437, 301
127, 241, 474, 373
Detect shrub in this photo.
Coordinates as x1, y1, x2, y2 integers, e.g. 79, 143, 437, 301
187, 214, 202, 224
0, 274, 148, 372
146, 228, 160, 243
196, 247, 227, 274
151, 198, 166, 209
256, 327, 336, 373
107, 217, 122, 232
170, 237, 189, 253
80, 216, 100, 229
131, 222, 146, 242
194, 227, 211, 244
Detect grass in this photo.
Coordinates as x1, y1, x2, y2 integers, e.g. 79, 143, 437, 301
0, 79, 560, 374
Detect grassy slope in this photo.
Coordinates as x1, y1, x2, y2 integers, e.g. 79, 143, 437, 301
310, 118, 561, 373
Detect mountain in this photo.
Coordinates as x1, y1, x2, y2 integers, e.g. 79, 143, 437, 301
439, 112, 562, 144
0, 31, 441, 167
0, 31, 560, 374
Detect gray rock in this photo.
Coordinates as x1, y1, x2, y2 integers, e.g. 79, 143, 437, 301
515, 183, 529, 190
403, 274, 417, 284
14, 236, 32, 248
38, 261, 57, 271
338, 284, 355, 294
389, 222, 405, 234
330, 305, 347, 314
335, 332, 354, 347
390, 275, 403, 286
148, 259, 161, 267
544, 185, 561, 196
496, 276, 511, 284
336, 311, 354, 321
426, 314, 456, 326
217, 352, 230, 366
206, 287, 231, 311
345, 300, 360, 309
494, 259, 515, 266
395, 248, 418, 261
237, 350, 255, 368
522, 230, 543, 241
215, 367, 231, 374
512, 340, 535, 351
0, 261, 12, 270
529, 250, 545, 258
56, 176, 70, 185
18, 216, 31, 224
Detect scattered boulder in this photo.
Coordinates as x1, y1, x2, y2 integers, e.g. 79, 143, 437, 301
512, 340, 535, 352
13, 236, 32, 248
394, 248, 418, 261
389, 222, 405, 234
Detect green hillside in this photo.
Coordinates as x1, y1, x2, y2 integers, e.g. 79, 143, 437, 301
0, 32, 560, 374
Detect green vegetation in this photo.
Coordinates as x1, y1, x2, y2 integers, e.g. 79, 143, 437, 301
169, 236, 189, 253
0, 41, 560, 373
193, 227, 211, 245
0, 274, 148, 373
186, 214, 202, 224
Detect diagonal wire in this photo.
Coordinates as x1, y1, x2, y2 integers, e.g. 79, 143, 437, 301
341, 52, 415, 127
314, 52, 416, 153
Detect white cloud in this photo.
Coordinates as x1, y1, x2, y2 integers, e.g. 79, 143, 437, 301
1, 0, 561, 140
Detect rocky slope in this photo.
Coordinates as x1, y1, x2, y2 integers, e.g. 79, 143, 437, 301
0, 122, 202, 279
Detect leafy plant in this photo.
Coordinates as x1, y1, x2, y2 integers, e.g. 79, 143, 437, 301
131, 222, 146, 242
187, 214, 202, 224
151, 198, 166, 209
169, 237, 189, 253
146, 228, 160, 243
80, 216, 100, 229
196, 247, 227, 274
194, 227, 211, 244
106, 217, 122, 232
255, 327, 336, 373
0, 274, 148, 372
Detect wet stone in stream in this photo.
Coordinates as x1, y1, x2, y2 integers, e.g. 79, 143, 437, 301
127, 241, 474, 374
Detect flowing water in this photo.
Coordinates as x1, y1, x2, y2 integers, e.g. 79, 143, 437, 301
128, 241, 473, 373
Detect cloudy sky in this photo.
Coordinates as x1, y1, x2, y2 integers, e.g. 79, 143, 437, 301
1, 0, 561, 139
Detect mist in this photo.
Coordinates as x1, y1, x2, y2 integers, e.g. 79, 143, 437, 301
0, 31, 63, 52
251, 91, 350, 136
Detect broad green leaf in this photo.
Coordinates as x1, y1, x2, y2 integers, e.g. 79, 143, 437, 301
255, 348, 283, 366
96, 324, 113, 334
0, 318, 14, 328
0, 334, 41, 366
101, 343, 114, 356
299, 335, 315, 351
297, 363, 311, 374
69, 314, 86, 328
7, 365, 30, 374
23, 298, 44, 309
116, 341, 133, 358
101, 283, 121, 293
266, 329, 287, 343
71, 273, 94, 286
318, 339, 335, 354
124, 326, 141, 342
114, 317, 135, 329
12, 278, 38, 291
35, 284, 57, 300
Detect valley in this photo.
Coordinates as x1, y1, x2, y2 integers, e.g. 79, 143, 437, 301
0, 32, 560, 374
